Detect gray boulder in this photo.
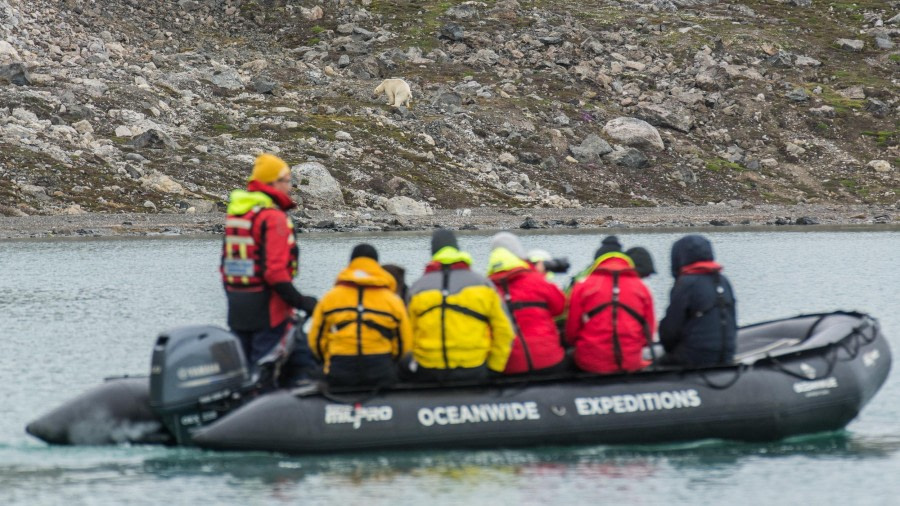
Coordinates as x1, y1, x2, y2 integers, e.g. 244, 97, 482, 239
786, 88, 810, 102
602, 117, 665, 151
346, 57, 382, 79
205, 66, 244, 90
835, 39, 864, 51
440, 24, 465, 41
128, 129, 179, 150
0, 62, 31, 86
250, 75, 278, 94
607, 147, 649, 169
636, 103, 694, 133
569, 134, 612, 163
385, 196, 433, 216
295, 162, 344, 206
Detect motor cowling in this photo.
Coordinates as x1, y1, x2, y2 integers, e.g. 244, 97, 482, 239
149, 325, 250, 445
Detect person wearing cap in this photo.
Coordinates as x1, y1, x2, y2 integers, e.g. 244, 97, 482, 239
488, 233, 567, 375
658, 235, 736, 367
568, 235, 624, 289
625, 247, 656, 278
220, 153, 318, 384
308, 244, 412, 388
381, 264, 408, 302
527, 249, 554, 276
565, 241, 656, 373
405, 229, 515, 382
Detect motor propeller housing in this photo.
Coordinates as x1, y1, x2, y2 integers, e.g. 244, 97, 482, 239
149, 325, 250, 444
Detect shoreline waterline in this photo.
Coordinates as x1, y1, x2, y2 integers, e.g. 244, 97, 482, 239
0, 203, 896, 241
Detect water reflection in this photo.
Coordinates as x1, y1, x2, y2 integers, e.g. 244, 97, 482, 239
1, 424, 899, 503
127, 431, 900, 484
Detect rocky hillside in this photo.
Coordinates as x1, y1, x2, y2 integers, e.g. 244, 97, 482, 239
1, 0, 897, 219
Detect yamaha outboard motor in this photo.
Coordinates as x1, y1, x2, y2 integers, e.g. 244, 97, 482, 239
149, 325, 250, 445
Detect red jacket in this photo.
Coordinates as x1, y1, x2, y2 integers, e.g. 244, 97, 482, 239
565, 254, 656, 373
490, 266, 566, 374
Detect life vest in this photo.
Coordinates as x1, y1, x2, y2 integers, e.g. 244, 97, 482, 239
580, 253, 653, 371
680, 261, 734, 364
488, 248, 550, 372
314, 284, 404, 359
221, 206, 298, 288
420, 264, 490, 368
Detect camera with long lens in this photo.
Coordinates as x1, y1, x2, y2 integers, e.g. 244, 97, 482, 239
542, 257, 570, 273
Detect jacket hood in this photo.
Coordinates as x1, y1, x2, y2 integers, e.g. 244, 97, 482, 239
489, 232, 526, 259
431, 246, 473, 266
336, 257, 397, 290
487, 247, 530, 275
226, 189, 275, 215
670, 235, 715, 277
588, 253, 636, 276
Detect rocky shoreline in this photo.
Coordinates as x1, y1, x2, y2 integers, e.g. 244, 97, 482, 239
0, 203, 895, 240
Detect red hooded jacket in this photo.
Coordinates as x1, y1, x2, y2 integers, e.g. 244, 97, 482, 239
490, 266, 566, 374
565, 254, 656, 373
222, 180, 299, 330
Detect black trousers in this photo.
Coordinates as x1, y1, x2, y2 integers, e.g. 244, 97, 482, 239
327, 354, 398, 388
233, 321, 320, 387
398, 355, 489, 383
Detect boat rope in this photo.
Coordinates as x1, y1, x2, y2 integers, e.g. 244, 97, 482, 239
766, 316, 878, 381
697, 365, 744, 389
834, 319, 878, 360
767, 345, 839, 381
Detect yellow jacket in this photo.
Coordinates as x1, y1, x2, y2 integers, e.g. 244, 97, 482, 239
309, 257, 413, 373
407, 247, 515, 372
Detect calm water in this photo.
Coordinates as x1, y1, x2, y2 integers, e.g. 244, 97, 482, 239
1, 229, 898, 505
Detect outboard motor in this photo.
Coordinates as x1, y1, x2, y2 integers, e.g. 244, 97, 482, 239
149, 325, 250, 445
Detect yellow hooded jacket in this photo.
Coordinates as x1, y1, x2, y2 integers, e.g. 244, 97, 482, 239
407, 247, 515, 372
308, 257, 413, 373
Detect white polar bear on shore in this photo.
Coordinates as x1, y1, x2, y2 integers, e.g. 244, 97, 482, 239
374, 78, 412, 108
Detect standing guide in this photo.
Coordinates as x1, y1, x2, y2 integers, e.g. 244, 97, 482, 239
220, 153, 318, 386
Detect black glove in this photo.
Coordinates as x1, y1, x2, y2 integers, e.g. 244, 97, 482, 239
300, 295, 318, 314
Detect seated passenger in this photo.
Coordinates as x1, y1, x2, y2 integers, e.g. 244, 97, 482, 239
527, 248, 571, 277
382, 263, 408, 301
487, 233, 568, 375
565, 248, 656, 373
569, 235, 624, 286
625, 246, 656, 279
308, 244, 412, 388
405, 229, 515, 382
658, 235, 736, 367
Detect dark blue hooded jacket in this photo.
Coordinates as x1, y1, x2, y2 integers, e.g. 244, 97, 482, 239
658, 235, 736, 366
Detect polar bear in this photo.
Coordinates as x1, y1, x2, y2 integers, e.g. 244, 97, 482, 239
374, 78, 412, 108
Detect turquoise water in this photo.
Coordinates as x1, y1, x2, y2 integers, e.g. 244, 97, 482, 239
1, 229, 898, 505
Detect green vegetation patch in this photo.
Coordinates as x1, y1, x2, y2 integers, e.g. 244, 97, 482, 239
804, 84, 865, 113
368, 0, 454, 51
705, 158, 744, 172
861, 130, 898, 146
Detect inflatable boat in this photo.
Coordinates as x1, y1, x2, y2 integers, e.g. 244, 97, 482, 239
26, 311, 891, 454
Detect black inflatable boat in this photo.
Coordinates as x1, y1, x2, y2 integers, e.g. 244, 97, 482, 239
26, 311, 891, 453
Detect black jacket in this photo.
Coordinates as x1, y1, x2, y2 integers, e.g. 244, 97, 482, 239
659, 235, 736, 366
